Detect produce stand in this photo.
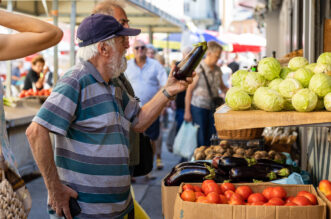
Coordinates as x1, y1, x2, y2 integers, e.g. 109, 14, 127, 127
4, 98, 42, 176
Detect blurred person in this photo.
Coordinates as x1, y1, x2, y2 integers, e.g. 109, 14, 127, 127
228, 53, 240, 73
146, 44, 156, 59
23, 55, 47, 90
26, 14, 194, 219
11, 61, 23, 86
184, 41, 228, 147
43, 66, 54, 89
125, 39, 168, 172
218, 59, 232, 88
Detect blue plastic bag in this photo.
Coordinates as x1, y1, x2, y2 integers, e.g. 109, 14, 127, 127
271, 173, 305, 185
173, 122, 199, 159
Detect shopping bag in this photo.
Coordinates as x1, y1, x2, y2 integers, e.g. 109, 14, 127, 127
173, 122, 199, 159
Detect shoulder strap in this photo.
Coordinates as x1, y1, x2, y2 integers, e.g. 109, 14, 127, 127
200, 65, 214, 99
118, 73, 135, 97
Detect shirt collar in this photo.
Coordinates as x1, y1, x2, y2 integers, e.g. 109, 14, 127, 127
80, 59, 105, 84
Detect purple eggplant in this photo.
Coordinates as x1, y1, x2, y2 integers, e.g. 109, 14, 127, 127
165, 166, 211, 186
229, 166, 277, 182
172, 161, 211, 173
212, 156, 255, 171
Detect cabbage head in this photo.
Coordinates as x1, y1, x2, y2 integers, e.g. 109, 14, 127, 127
268, 78, 283, 92
257, 57, 281, 80
242, 72, 266, 95
324, 93, 331, 111
309, 73, 331, 97
280, 67, 292, 79
225, 86, 243, 103
278, 78, 303, 98
315, 98, 325, 111
253, 87, 285, 112
225, 88, 251, 110
293, 68, 314, 87
305, 63, 317, 72
317, 52, 331, 65
288, 57, 309, 70
292, 89, 318, 112
231, 70, 248, 87
314, 63, 331, 74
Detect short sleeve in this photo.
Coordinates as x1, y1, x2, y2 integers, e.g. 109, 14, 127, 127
122, 91, 141, 127
33, 75, 80, 136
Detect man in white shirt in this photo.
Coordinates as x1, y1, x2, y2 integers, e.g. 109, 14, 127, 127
125, 40, 168, 173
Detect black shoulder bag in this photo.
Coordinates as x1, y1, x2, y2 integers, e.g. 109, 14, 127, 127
200, 66, 224, 112
118, 74, 154, 177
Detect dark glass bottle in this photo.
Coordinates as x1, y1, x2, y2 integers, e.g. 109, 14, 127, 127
173, 41, 208, 80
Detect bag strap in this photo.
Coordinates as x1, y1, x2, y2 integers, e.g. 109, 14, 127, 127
200, 65, 215, 99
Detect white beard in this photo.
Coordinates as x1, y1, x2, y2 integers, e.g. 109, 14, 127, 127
108, 54, 127, 79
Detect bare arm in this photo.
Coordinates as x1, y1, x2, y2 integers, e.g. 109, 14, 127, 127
132, 68, 194, 132
26, 122, 77, 219
0, 9, 63, 61
184, 74, 199, 122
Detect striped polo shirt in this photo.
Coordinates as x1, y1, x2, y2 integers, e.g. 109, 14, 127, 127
33, 60, 140, 219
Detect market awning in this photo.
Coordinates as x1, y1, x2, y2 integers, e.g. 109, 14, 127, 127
0, 0, 185, 33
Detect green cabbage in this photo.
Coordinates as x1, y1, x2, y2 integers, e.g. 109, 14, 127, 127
225, 88, 251, 110
288, 57, 309, 70
315, 98, 325, 111
225, 86, 243, 103
242, 72, 266, 95
253, 87, 285, 112
268, 78, 283, 92
314, 63, 331, 74
292, 89, 318, 112
305, 63, 317, 72
257, 57, 281, 80
293, 68, 314, 87
309, 73, 331, 97
231, 70, 248, 87
317, 52, 331, 65
280, 67, 292, 79
278, 78, 303, 98
324, 93, 331, 111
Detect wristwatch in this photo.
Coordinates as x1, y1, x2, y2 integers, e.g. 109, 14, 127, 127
162, 88, 176, 100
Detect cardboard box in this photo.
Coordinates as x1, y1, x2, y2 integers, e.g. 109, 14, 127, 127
174, 183, 326, 219
317, 188, 331, 219
214, 104, 331, 131
161, 177, 179, 219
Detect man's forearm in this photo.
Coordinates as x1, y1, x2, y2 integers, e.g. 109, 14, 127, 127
132, 89, 170, 132
26, 122, 61, 193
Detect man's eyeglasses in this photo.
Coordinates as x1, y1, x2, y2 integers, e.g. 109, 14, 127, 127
134, 46, 146, 50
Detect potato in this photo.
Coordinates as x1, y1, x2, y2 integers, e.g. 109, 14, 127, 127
233, 154, 244, 158
194, 148, 201, 156
214, 153, 223, 157
226, 148, 233, 155
195, 152, 205, 160
215, 147, 225, 154
268, 150, 276, 157
274, 153, 283, 161
245, 148, 254, 156
222, 152, 231, 157
199, 146, 207, 151
235, 148, 245, 155
253, 153, 262, 160
205, 153, 214, 160
220, 140, 228, 146
204, 147, 214, 155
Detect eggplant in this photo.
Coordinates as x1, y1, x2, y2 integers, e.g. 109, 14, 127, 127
229, 166, 277, 182
249, 164, 290, 177
214, 156, 255, 171
172, 161, 211, 173
255, 159, 300, 173
165, 166, 211, 186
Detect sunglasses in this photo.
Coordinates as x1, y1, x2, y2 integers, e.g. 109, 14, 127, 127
134, 46, 146, 50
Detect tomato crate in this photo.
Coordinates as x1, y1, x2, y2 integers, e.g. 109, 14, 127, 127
174, 182, 326, 219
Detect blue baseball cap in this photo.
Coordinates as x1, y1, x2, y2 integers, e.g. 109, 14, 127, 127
77, 14, 141, 47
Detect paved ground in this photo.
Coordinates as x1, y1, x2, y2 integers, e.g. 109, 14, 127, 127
26, 118, 181, 219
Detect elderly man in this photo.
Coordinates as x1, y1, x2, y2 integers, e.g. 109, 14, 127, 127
125, 40, 168, 171
26, 14, 192, 219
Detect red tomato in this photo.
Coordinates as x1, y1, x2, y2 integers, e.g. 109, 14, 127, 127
196, 196, 209, 203
262, 187, 273, 200
235, 185, 253, 200
220, 182, 235, 193
202, 180, 216, 193
183, 184, 194, 191
19, 93, 25, 98
206, 192, 220, 204
284, 202, 297, 206
271, 186, 287, 199
297, 191, 317, 205
251, 201, 265, 206
247, 193, 267, 203
264, 202, 278, 206
219, 194, 228, 204
224, 190, 235, 200
268, 197, 285, 206
181, 190, 196, 202
319, 180, 331, 196
195, 192, 205, 199
203, 182, 221, 195
285, 196, 295, 203
229, 193, 244, 205
193, 185, 202, 193
292, 196, 311, 206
